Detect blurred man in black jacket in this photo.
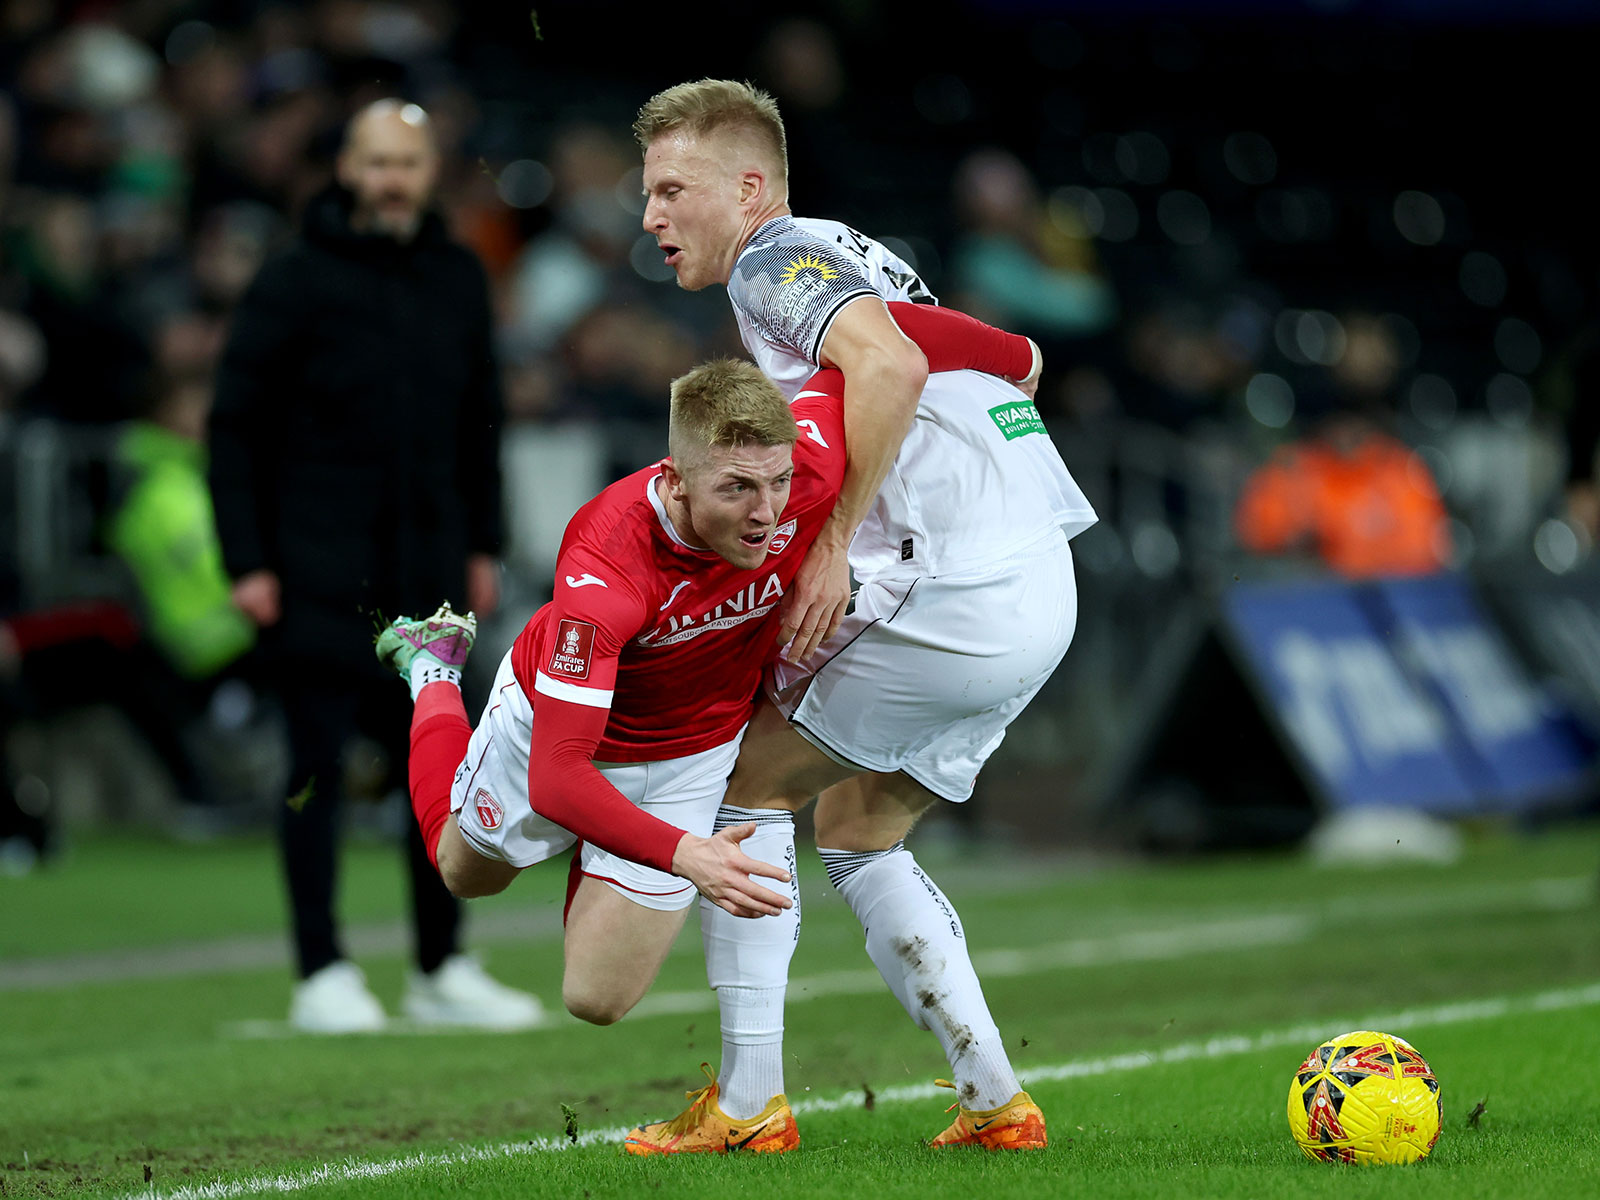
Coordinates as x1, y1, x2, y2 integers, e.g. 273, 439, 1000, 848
210, 100, 538, 1032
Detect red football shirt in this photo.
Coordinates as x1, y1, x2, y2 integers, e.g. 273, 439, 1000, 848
512, 391, 848, 763
503, 303, 1033, 872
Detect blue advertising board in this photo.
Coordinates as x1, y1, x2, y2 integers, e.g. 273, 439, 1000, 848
1221, 574, 1593, 815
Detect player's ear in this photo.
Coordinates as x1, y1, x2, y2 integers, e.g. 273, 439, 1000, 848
661, 458, 687, 501
738, 170, 763, 206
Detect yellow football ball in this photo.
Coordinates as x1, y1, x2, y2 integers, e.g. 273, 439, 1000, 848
1287, 1030, 1442, 1164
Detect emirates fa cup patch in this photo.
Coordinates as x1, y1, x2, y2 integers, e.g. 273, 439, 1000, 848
549, 619, 596, 680
474, 788, 503, 830
767, 519, 798, 554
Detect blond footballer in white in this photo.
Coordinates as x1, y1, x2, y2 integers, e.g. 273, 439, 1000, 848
624, 79, 1094, 1153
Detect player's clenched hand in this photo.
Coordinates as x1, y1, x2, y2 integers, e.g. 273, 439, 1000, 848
780, 536, 850, 665
672, 823, 793, 919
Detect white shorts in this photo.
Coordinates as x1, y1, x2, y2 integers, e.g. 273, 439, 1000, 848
769, 526, 1077, 802
450, 651, 744, 911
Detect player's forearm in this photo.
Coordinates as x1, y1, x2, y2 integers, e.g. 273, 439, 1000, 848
528, 745, 685, 873
825, 353, 927, 547
886, 302, 1034, 379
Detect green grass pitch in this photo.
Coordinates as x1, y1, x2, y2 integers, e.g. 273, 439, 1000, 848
4, 817, 1599, 1198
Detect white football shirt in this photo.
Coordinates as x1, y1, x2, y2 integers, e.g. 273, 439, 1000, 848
728, 215, 1097, 579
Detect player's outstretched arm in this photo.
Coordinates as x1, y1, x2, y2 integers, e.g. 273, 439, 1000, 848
672, 823, 794, 919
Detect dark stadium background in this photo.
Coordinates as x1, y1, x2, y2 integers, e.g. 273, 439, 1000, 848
3, 0, 1598, 862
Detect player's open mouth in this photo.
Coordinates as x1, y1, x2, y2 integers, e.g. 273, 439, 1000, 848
661, 244, 682, 266
741, 532, 768, 546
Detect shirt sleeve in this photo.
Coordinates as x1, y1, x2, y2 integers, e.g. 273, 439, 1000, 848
885, 301, 1034, 379
729, 237, 877, 365
523, 547, 685, 873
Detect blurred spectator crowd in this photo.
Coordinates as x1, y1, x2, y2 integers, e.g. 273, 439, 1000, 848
3, 1, 1598, 855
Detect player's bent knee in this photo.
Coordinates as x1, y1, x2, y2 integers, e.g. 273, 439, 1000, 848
435, 833, 517, 899
562, 981, 632, 1026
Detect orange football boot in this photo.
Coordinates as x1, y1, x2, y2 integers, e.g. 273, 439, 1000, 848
624, 1064, 799, 1155
929, 1080, 1048, 1150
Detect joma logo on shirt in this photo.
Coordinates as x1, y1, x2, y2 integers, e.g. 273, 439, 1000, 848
637, 573, 785, 647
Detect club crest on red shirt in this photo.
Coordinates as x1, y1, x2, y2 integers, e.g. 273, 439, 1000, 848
474, 788, 503, 830
767, 518, 798, 554
549, 619, 596, 680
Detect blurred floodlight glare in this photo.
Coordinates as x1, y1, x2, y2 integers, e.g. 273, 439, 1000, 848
1416, 444, 1453, 495
1083, 133, 1125, 184
1381, 312, 1421, 368
1244, 372, 1295, 428
1052, 186, 1105, 236
496, 159, 552, 209
615, 167, 645, 215
1256, 187, 1334, 242
630, 233, 675, 282
1394, 190, 1446, 245
1092, 188, 1139, 241
1459, 250, 1507, 307
1223, 131, 1277, 185
1116, 132, 1171, 185
1295, 310, 1346, 366
1534, 519, 1581, 574
1130, 521, 1181, 578
1156, 190, 1211, 245
1408, 374, 1457, 429
1274, 309, 1308, 363
1494, 317, 1542, 373
164, 20, 215, 65
1485, 373, 1534, 427
1074, 524, 1124, 575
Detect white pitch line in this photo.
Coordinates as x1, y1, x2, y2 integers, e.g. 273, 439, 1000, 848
129, 978, 1600, 1200
219, 872, 1593, 1041
219, 914, 1311, 1040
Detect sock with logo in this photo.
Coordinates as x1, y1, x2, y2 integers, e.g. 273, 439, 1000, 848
819, 842, 1021, 1112
701, 805, 800, 1119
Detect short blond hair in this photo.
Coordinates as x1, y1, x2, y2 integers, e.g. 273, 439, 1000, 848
668, 359, 796, 475
634, 79, 788, 193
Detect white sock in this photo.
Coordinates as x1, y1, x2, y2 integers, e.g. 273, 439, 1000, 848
819, 842, 1021, 1112
701, 805, 799, 1118
408, 658, 461, 700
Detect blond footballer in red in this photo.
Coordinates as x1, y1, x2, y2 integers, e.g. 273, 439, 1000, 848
380, 303, 1035, 1033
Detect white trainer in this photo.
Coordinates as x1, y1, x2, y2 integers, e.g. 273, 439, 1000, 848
403, 954, 544, 1030
289, 960, 387, 1034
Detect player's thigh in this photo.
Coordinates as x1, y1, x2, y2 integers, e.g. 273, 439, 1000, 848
434, 814, 521, 898
722, 696, 858, 811
448, 651, 580, 872
779, 534, 1078, 798
813, 771, 940, 851
561, 876, 692, 1024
